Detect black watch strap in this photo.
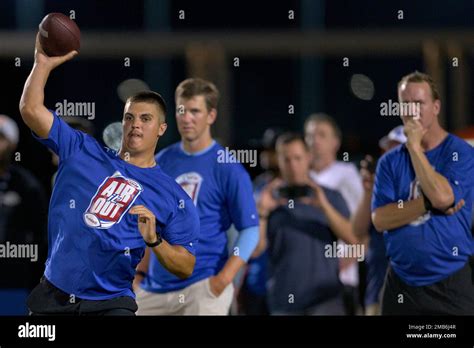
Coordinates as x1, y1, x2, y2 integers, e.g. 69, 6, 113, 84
135, 270, 147, 278
145, 233, 162, 247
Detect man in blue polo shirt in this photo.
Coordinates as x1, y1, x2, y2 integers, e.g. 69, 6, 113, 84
135, 78, 259, 315
20, 34, 199, 315
372, 71, 474, 315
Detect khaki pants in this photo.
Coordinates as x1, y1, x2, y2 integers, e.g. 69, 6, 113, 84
136, 277, 234, 315
365, 303, 381, 316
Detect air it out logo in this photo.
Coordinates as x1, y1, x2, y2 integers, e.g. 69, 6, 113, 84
83, 171, 143, 229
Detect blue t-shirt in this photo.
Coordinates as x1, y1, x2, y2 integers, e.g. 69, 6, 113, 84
141, 141, 259, 293
34, 112, 199, 300
372, 134, 474, 286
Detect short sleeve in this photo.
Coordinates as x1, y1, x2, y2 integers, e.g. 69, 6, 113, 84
372, 154, 396, 211
32, 110, 86, 161
224, 164, 259, 230
160, 194, 200, 255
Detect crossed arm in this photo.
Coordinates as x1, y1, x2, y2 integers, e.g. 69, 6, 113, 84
372, 141, 460, 233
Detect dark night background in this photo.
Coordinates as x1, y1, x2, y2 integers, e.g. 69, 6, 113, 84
0, 0, 473, 194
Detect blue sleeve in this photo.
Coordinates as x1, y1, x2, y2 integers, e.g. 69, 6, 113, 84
160, 192, 200, 256
233, 226, 259, 262
439, 143, 474, 205
372, 154, 396, 211
32, 110, 86, 161
224, 164, 259, 230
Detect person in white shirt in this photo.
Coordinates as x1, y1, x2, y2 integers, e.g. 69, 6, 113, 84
304, 113, 364, 315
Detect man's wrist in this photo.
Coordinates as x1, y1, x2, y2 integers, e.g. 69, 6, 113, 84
145, 233, 162, 247
34, 61, 53, 73
216, 271, 232, 286
407, 142, 422, 153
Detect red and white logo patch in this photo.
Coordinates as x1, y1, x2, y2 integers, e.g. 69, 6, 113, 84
175, 172, 203, 206
83, 171, 143, 229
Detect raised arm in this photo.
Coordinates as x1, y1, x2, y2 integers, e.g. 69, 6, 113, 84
404, 119, 453, 210
19, 33, 77, 138
352, 190, 373, 238
253, 178, 284, 258
305, 181, 359, 245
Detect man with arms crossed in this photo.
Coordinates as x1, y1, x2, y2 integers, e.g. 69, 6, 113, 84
372, 71, 474, 315
135, 78, 259, 315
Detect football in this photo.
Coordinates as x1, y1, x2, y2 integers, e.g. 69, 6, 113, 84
38, 13, 80, 57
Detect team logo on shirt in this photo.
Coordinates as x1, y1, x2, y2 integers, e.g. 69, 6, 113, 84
83, 171, 143, 229
407, 179, 431, 226
175, 172, 203, 205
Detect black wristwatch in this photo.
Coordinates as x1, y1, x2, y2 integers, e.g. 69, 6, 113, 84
145, 233, 162, 247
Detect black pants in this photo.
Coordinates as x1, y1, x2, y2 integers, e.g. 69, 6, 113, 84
381, 261, 474, 315
30, 307, 135, 316
27, 276, 137, 316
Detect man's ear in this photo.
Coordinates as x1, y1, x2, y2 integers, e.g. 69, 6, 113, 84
207, 108, 217, 125
158, 122, 167, 137
433, 99, 441, 116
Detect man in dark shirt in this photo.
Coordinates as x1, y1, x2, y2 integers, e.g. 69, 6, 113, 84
0, 114, 48, 314
257, 133, 358, 315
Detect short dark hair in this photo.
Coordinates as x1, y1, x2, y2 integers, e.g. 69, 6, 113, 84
175, 78, 219, 111
304, 113, 342, 141
398, 71, 440, 101
126, 91, 167, 122
275, 132, 309, 152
